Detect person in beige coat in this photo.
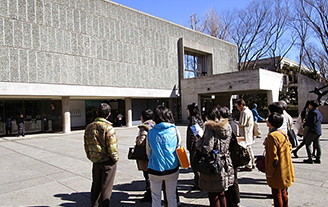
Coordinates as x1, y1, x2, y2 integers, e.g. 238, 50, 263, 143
235, 99, 255, 171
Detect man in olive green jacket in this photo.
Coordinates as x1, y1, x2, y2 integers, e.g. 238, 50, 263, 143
84, 103, 119, 207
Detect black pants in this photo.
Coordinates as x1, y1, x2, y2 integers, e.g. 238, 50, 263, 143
91, 161, 117, 207
225, 168, 240, 207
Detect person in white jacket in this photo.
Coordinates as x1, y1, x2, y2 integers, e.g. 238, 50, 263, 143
235, 99, 255, 171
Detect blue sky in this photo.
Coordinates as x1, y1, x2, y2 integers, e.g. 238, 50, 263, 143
111, 0, 252, 26
111, 0, 300, 61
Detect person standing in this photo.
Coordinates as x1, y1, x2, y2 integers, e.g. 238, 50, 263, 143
265, 112, 295, 207
84, 103, 119, 207
292, 101, 311, 158
251, 103, 264, 122
219, 106, 240, 207
17, 114, 25, 137
6, 116, 12, 135
235, 99, 255, 171
135, 109, 155, 202
117, 112, 123, 127
196, 106, 234, 207
186, 103, 204, 190
303, 100, 323, 164
147, 105, 180, 207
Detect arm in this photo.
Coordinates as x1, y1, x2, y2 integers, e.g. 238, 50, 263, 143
105, 127, 119, 163
136, 127, 148, 147
265, 134, 278, 178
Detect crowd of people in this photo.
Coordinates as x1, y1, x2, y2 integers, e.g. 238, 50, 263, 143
83, 98, 323, 207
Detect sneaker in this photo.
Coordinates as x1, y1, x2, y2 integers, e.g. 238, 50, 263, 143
313, 159, 321, 164
303, 159, 313, 164
292, 150, 299, 158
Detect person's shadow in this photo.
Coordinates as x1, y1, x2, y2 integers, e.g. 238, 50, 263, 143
54, 192, 91, 207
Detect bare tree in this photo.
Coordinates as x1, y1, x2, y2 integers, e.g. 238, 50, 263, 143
231, 0, 275, 70
297, 0, 328, 82
267, 0, 295, 71
189, 13, 205, 32
203, 8, 233, 41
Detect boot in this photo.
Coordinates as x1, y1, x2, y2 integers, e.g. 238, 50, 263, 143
140, 188, 151, 202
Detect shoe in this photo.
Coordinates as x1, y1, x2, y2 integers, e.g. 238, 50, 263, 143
191, 185, 201, 190
303, 159, 313, 164
292, 150, 299, 158
313, 159, 321, 164
140, 190, 151, 202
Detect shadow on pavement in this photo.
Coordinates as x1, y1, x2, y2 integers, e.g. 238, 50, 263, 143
240, 192, 271, 199
238, 177, 267, 185
54, 192, 90, 207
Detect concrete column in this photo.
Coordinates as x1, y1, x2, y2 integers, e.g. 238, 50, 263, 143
267, 90, 279, 105
62, 96, 71, 133
125, 98, 132, 127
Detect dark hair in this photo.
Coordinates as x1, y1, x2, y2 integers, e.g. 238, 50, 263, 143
97, 103, 111, 118
154, 105, 175, 124
268, 102, 284, 114
236, 99, 246, 106
219, 106, 231, 118
267, 112, 284, 128
205, 106, 220, 121
187, 103, 202, 120
141, 109, 154, 121
279, 100, 288, 110
309, 100, 319, 108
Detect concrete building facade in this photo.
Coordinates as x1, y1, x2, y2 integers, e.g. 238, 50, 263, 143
0, 0, 238, 134
0, 0, 282, 134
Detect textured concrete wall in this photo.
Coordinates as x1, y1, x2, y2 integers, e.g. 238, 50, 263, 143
298, 74, 328, 113
0, 0, 237, 92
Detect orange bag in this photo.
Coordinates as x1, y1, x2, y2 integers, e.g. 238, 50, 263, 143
176, 147, 190, 168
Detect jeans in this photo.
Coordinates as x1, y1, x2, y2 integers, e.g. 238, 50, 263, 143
271, 188, 288, 207
149, 171, 179, 207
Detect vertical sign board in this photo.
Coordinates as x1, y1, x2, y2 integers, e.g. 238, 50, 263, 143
70, 101, 86, 127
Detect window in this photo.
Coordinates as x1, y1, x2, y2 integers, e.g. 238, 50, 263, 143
184, 51, 206, 79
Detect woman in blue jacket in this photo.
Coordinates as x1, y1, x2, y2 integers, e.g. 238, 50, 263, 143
303, 100, 323, 164
147, 105, 180, 207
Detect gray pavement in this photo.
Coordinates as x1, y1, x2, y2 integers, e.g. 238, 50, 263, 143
0, 122, 327, 207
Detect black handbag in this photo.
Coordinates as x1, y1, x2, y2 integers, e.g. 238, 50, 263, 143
229, 137, 250, 168
255, 155, 265, 173
127, 146, 147, 160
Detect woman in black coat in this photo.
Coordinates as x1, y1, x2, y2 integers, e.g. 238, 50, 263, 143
186, 103, 204, 190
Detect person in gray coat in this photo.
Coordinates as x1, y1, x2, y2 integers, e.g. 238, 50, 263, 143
196, 106, 234, 207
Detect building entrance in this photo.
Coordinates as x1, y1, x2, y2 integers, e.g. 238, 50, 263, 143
0, 99, 62, 136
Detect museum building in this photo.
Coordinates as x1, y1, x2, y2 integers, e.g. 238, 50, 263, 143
0, 0, 283, 135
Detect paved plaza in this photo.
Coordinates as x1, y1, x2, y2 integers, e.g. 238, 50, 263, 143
0, 122, 327, 207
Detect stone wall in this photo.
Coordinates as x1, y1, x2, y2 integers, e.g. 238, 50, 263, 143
0, 0, 237, 91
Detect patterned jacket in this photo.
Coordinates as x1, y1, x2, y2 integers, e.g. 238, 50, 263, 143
84, 118, 119, 164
